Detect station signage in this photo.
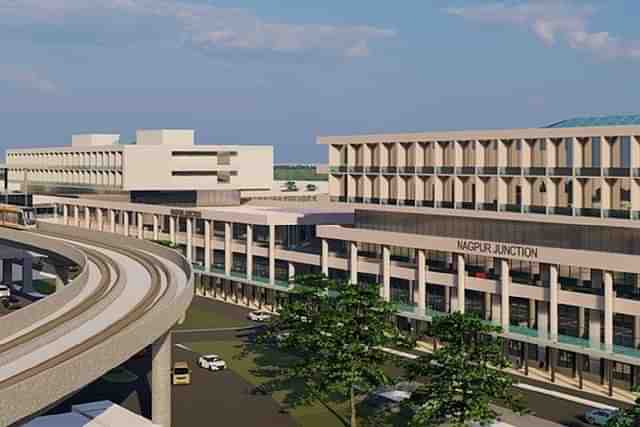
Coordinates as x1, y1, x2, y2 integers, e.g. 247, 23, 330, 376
170, 209, 202, 218
456, 239, 539, 259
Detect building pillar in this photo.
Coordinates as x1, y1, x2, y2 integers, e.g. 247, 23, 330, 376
529, 299, 536, 328
321, 238, 329, 276
269, 224, 275, 285
538, 302, 549, 361
109, 209, 115, 233
152, 331, 172, 427
349, 241, 358, 284
97, 208, 103, 232
604, 271, 614, 352
186, 218, 193, 262
84, 207, 91, 228
382, 245, 391, 301
500, 259, 510, 331
444, 286, 451, 313
204, 220, 211, 271
62, 204, 68, 224
153, 215, 159, 241
246, 224, 253, 280
123, 211, 129, 237
485, 292, 492, 320
73, 205, 79, 227
456, 254, 465, 313
579, 307, 586, 339
288, 262, 295, 284
224, 222, 232, 276
137, 212, 144, 239
417, 249, 426, 313
22, 257, 33, 293
548, 264, 559, 341
169, 216, 176, 245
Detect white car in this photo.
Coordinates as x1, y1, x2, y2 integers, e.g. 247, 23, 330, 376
198, 354, 227, 371
0, 285, 10, 301
248, 310, 272, 322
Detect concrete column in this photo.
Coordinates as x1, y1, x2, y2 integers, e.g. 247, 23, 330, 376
500, 259, 510, 330
169, 216, 176, 245
224, 222, 232, 275
485, 292, 493, 320
589, 309, 602, 354
109, 209, 115, 233
73, 205, 79, 226
204, 220, 211, 271
288, 262, 296, 283
548, 264, 559, 341
152, 331, 172, 427
22, 257, 33, 293
62, 204, 68, 224
269, 224, 275, 285
382, 245, 391, 301
137, 212, 144, 239
538, 302, 549, 361
456, 254, 465, 313
474, 176, 485, 206
444, 286, 451, 313
246, 224, 253, 280
84, 207, 90, 228
123, 211, 129, 237
97, 208, 103, 232
528, 299, 536, 328
349, 241, 358, 284
417, 249, 426, 312
321, 239, 329, 276
604, 271, 614, 351
186, 218, 193, 262
153, 215, 159, 241
579, 307, 586, 339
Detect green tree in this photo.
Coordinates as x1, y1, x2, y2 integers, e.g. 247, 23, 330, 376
263, 274, 408, 427
606, 393, 640, 427
404, 312, 526, 426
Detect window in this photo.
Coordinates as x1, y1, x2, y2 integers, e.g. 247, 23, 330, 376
171, 151, 219, 157
217, 171, 236, 183
172, 171, 218, 176
217, 153, 233, 165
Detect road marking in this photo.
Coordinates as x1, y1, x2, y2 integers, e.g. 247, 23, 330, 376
515, 383, 619, 411
175, 343, 194, 353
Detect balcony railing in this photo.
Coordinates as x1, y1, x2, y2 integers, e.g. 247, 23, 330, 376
500, 167, 522, 176
604, 167, 630, 177
419, 200, 435, 208
437, 166, 455, 174
457, 166, 477, 175
549, 206, 573, 216
365, 166, 381, 174
386, 198, 399, 206
605, 209, 631, 219
437, 201, 454, 209
329, 166, 348, 174
459, 201, 475, 210
500, 204, 521, 213
577, 167, 601, 177
525, 167, 547, 176
417, 166, 435, 175
560, 283, 604, 296
399, 166, 416, 174
576, 207, 602, 218
403, 199, 417, 207
381, 167, 398, 174
615, 285, 640, 301
478, 167, 498, 175
351, 166, 364, 173
477, 202, 498, 211
522, 205, 546, 214
549, 167, 572, 176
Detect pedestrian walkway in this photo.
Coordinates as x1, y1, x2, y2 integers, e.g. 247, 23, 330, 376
415, 340, 637, 406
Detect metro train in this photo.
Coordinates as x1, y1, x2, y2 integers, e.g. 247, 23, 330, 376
0, 204, 37, 230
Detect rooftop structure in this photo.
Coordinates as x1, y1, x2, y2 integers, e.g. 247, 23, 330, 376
5, 129, 273, 203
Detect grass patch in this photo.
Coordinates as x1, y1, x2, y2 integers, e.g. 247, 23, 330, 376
173, 302, 251, 330
33, 279, 56, 295
187, 340, 351, 427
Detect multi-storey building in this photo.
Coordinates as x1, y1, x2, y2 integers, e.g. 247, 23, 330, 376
29, 114, 640, 397
6, 129, 272, 204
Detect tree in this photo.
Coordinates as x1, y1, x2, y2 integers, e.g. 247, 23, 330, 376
263, 274, 408, 427
404, 312, 526, 426
606, 393, 640, 427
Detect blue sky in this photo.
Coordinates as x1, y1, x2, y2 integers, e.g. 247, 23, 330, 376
2, 0, 640, 162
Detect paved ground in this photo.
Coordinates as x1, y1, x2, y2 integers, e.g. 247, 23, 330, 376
39, 296, 625, 426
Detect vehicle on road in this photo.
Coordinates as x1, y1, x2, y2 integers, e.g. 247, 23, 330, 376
198, 354, 227, 371
172, 361, 191, 385
2, 295, 21, 310
248, 310, 272, 322
0, 285, 10, 301
584, 408, 618, 426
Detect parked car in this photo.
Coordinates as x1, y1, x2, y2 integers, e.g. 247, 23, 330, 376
0, 285, 10, 301
584, 408, 619, 426
172, 361, 191, 385
198, 354, 227, 371
248, 310, 272, 322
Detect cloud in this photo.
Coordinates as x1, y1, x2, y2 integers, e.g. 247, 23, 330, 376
0, 65, 58, 93
0, 0, 396, 59
446, 1, 640, 60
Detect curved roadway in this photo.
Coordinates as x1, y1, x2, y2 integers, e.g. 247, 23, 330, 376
0, 222, 193, 427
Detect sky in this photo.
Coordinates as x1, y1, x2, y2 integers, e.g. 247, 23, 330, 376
2, 0, 640, 162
